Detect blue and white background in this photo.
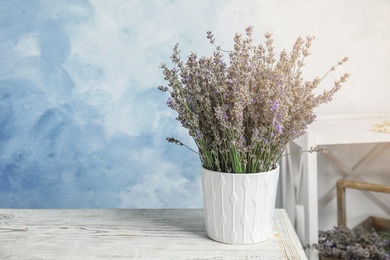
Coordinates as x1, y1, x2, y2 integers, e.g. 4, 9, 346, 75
1, 0, 389, 208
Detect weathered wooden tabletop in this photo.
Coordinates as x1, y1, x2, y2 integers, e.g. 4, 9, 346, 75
0, 208, 307, 259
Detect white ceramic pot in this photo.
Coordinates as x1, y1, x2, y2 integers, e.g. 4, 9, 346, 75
201, 164, 279, 244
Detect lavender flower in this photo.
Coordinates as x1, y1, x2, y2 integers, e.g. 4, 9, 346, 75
159, 26, 349, 173
166, 98, 174, 107
316, 226, 390, 259
271, 100, 279, 112
274, 121, 283, 134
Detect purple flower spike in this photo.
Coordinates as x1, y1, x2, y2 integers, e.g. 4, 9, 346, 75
274, 121, 283, 134
195, 129, 203, 139
271, 100, 279, 112
167, 98, 174, 106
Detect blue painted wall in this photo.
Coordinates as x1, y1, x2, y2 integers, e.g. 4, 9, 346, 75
0, 0, 209, 208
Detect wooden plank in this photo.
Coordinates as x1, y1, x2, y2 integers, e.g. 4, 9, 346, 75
0, 209, 306, 260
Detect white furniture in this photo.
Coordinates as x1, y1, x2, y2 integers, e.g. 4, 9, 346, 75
281, 114, 390, 246
0, 208, 307, 259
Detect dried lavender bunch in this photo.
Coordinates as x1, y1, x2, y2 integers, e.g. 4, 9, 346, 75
316, 226, 390, 260
159, 26, 349, 173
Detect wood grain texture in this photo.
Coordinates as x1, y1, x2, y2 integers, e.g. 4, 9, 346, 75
337, 179, 390, 227
0, 208, 307, 260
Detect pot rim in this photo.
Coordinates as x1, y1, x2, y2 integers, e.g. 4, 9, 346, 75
202, 163, 279, 176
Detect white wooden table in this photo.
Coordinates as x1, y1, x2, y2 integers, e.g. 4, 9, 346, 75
0, 208, 307, 259
281, 114, 390, 247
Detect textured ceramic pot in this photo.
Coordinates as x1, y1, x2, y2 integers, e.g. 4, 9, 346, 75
201, 164, 279, 244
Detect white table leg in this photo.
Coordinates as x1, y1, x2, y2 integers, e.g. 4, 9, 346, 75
302, 148, 318, 246
282, 133, 319, 246
301, 132, 319, 246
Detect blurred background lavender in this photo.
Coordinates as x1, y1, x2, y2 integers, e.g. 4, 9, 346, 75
1, 0, 389, 209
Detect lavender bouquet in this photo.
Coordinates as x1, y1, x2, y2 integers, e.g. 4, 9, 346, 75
159, 26, 349, 173
316, 226, 390, 259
